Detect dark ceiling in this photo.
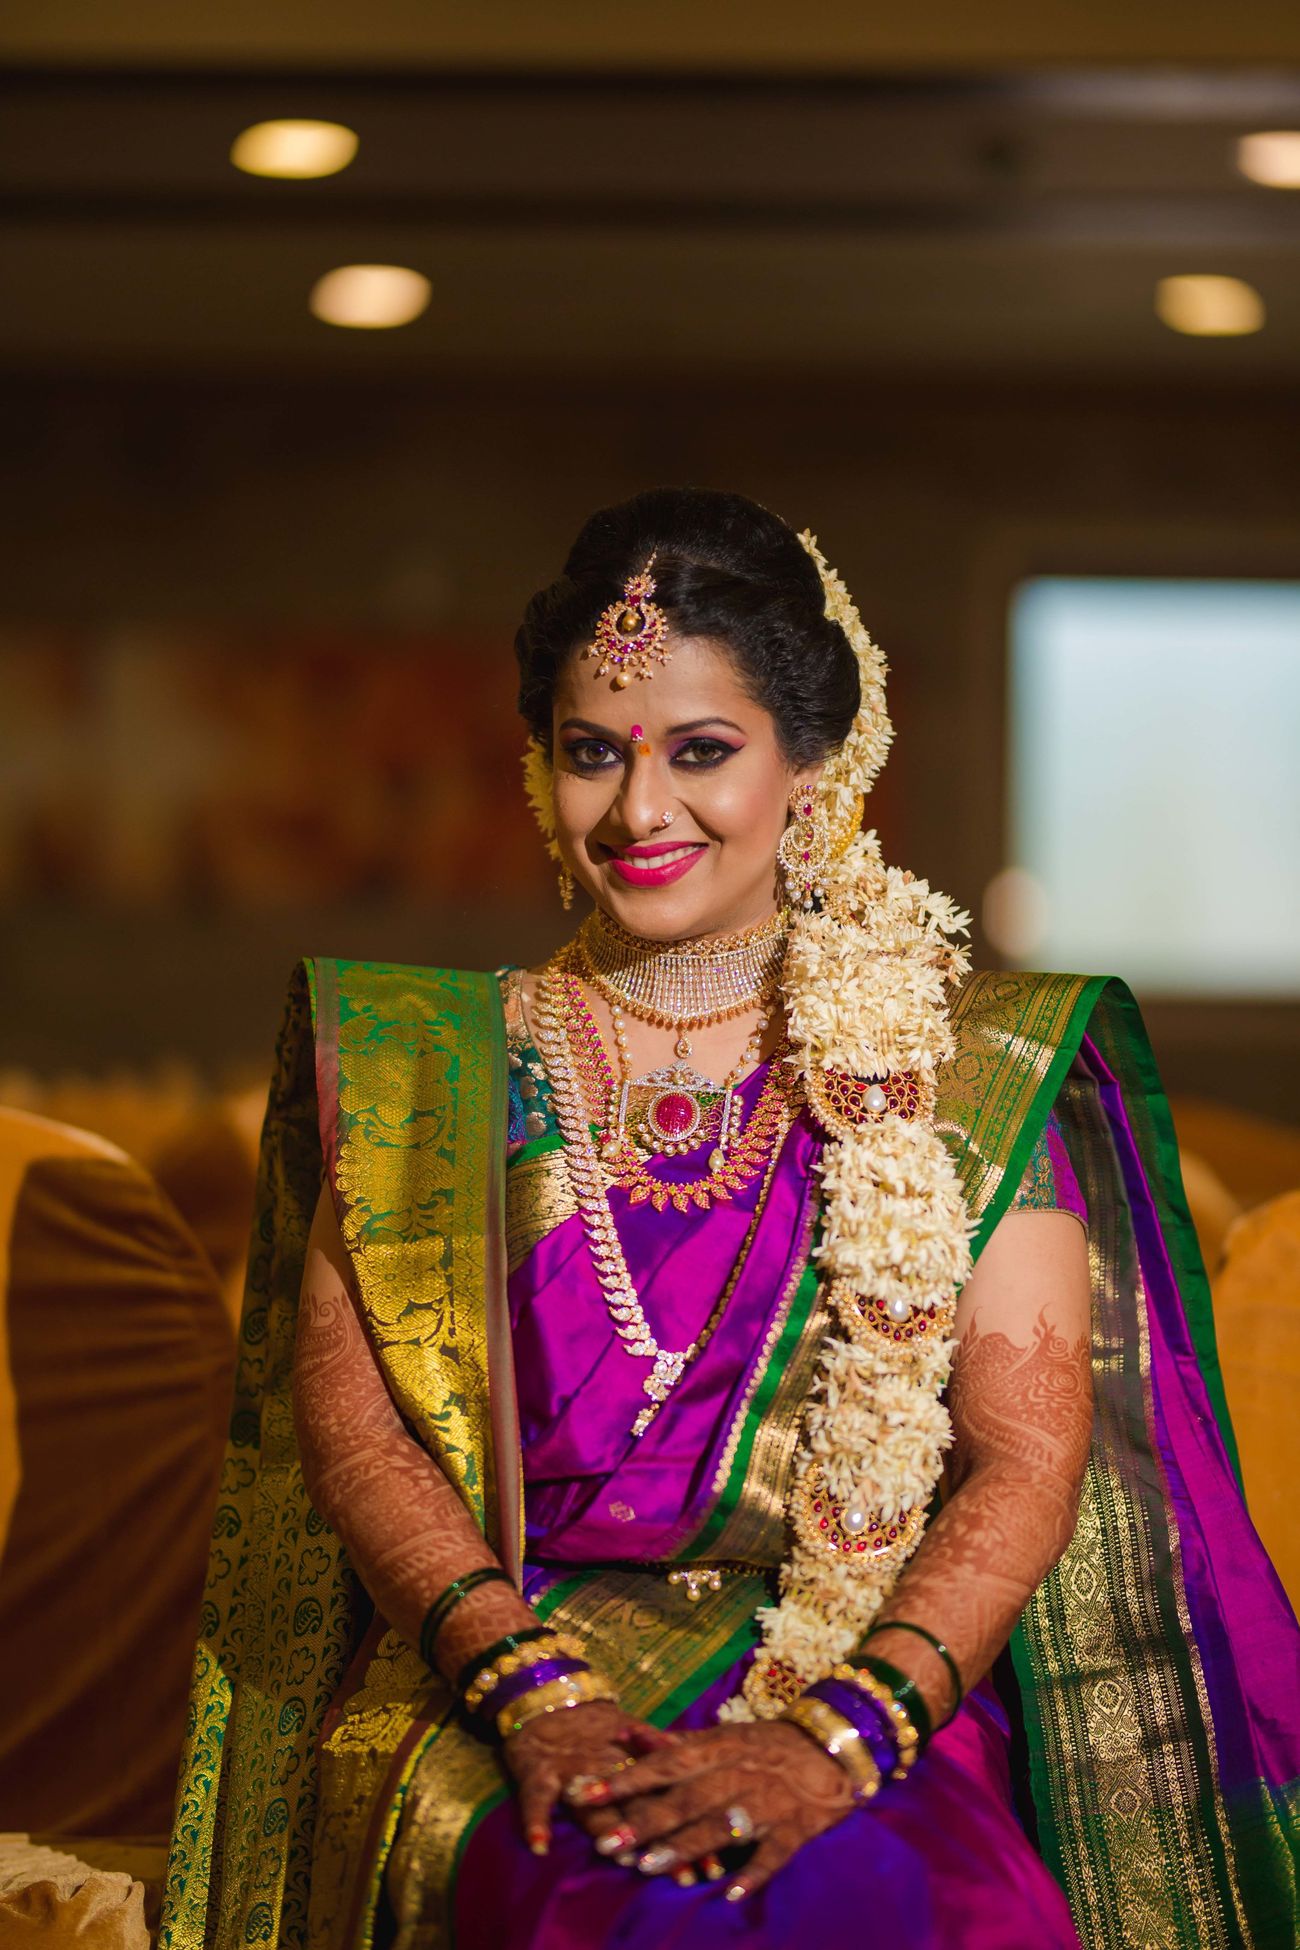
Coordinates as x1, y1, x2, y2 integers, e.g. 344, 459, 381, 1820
1, 8, 1298, 381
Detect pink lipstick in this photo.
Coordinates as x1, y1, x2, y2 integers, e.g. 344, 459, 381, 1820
605, 840, 706, 887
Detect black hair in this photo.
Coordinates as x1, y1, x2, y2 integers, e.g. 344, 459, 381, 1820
514, 487, 860, 767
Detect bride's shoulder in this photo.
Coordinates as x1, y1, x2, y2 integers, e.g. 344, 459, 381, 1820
497, 960, 551, 1008
303, 955, 529, 1029
949, 966, 1099, 1018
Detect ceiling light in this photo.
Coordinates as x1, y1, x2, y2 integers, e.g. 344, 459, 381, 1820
231, 120, 358, 180
309, 264, 432, 330
1236, 130, 1300, 189
1155, 275, 1265, 337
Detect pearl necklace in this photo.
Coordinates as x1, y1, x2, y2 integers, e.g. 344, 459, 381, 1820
534, 963, 793, 1435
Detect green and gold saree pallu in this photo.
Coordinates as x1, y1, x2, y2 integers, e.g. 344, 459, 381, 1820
161, 962, 1299, 1950
162, 962, 518, 1950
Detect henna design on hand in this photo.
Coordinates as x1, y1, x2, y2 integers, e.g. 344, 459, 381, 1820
504, 1702, 673, 1855
577, 1723, 854, 1894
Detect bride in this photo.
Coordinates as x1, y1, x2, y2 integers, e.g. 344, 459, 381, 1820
162, 488, 1299, 1950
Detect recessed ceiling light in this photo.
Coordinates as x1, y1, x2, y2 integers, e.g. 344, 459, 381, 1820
1154, 274, 1265, 337
1236, 130, 1300, 189
231, 120, 358, 180
309, 264, 432, 330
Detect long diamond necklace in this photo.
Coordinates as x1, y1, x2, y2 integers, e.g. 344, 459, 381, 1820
534, 962, 793, 1436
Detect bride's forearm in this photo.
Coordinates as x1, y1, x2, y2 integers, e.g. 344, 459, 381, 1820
863, 1308, 1092, 1729
294, 1200, 537, 1681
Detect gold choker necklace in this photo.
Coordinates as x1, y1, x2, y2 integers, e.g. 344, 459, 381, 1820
577, 909, 788, 1055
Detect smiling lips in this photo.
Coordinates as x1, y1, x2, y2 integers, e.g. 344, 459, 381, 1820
605, 839, 706, 887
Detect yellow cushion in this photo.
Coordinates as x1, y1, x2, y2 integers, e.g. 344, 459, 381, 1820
1213, 1189, 1300, 1609
0, 1109, 235, 1836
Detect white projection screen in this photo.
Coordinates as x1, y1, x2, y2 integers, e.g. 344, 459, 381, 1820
1006, 577, 1300, 997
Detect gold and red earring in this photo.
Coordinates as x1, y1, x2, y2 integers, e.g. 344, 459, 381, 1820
777, 785, 832, 910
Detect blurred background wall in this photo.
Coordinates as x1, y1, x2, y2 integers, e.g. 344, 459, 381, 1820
1, 4, 1297, 1111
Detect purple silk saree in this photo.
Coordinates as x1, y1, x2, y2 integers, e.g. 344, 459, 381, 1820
385, 971, 1300, 1950
162, 960, 1300, 1950
442, 1066, 1080, 1949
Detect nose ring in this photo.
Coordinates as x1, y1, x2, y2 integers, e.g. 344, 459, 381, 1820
655, 810, 676, 829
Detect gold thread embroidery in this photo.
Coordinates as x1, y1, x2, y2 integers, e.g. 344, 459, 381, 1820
504, 1146, 578, 1274
706, 1213, 827, 1563
937, 971, 1088, 1222
1019, 1070, 1239, 1949
332, 969, 501, 1538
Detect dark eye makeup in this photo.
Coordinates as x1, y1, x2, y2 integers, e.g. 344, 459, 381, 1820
561, 738, 621, 772
559, 735, 740, 775
668, 736, 738, 767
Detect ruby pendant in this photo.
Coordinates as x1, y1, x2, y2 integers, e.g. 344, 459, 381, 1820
647, 1088, 702, 1145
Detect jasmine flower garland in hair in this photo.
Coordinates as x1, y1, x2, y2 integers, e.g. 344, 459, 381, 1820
726, 533, 975, 1720
521, 740, 563, 873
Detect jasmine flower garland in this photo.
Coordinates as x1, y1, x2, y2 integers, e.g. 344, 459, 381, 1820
728, 534, 974, 1719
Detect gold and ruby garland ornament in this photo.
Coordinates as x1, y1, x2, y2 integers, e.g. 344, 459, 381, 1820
724, 533, 975, 1720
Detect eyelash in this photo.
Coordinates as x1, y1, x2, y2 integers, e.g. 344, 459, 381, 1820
562, 737, 736, 775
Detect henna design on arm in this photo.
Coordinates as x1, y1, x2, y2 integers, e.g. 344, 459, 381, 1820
864, 1209, 1093, 1726
293, 1185, 537, 1677
294, 1187, 675, 1853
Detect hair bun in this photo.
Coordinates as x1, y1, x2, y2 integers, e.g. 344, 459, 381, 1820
516, 487, 861, 766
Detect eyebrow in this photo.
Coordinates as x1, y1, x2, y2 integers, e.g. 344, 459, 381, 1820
558, 716, 746, 737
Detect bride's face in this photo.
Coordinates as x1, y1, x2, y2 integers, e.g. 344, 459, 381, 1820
550, 634, 818, 941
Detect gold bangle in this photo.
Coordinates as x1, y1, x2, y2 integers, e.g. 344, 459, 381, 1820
461, 1632, 586, 1708
830, 1663, 921, 1778
497, 1672, 618, 1741
781, 1696, 881, 1801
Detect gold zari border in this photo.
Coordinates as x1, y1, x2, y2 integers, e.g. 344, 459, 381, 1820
1018, 1068, 1246, 1950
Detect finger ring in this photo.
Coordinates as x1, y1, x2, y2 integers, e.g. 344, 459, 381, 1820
725, 1804, 755, 1843
563, 1774, 603, 1800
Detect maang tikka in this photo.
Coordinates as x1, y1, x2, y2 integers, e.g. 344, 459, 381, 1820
585, 554, 671, 688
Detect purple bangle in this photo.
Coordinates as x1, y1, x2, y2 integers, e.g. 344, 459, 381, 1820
471, 1656, 590, 1721
804, 1677, 899, 1777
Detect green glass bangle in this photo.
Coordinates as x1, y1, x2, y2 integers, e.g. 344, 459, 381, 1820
455, 1626, 550, 1696
861, 1619, 964, 1721
850, 1653, 933, 1746
419, 1567, 513, 1670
